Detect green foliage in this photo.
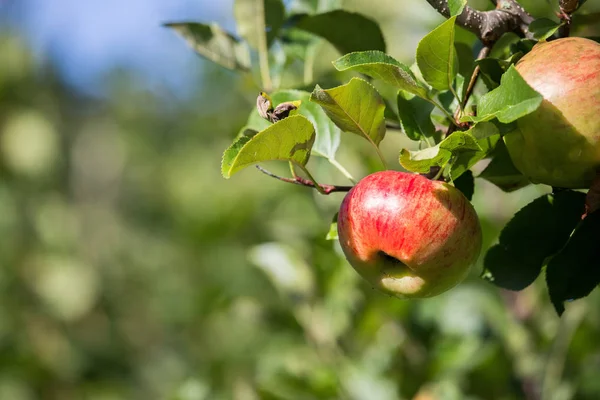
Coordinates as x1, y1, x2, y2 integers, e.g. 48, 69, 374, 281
293, 10, 386, 54
310, 78, 386, 146
163, 22, 251, 71
483, 191, 586, 292
333, 51, 428, 98
233, 0, 285, 48
3, 0, 600, 397
400, 131, 481, 177
461, 66, 543, 123
448, 0, 467, 17
478, 140, 531, 192
416, 16, 458, 92
529, 18, 563, 41
222, 114, 315, 178
454, 170, 474, 200
547, 211, 600, 315
396, 90, 436, 141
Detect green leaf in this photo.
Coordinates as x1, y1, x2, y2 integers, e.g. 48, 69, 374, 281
450, 122, 501, 179
448, 0, 467, 17
293, 10, 386, 55
234, 0, 286, 49
164, 22, 251, 71
399, 131, 480, 174
461, 66, 543, 123
529, 18, 562, 41
326, 212, 338, 241
400, 146, 451, 174
310, 78, 386, 146
475, 58, 510, 89
333, 51, 428, 98
416, 16, 458, 91
274, 91, 341, 159
396, 91, 435, 141
478, 140, 530, 192
482, 191, 586, 291
222, 115, 315, 178
546, 211, 600, 316
454, 170, 474, 201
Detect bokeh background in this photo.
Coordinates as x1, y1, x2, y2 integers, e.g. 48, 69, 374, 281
1, 0, 600, 399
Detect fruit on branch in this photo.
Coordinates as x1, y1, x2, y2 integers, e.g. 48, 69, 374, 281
337, 171, 482, 298
504, 37, 600, 189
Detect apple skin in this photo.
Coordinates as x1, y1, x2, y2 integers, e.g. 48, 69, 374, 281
504, 37, 600, 189
337, 171, 482, 299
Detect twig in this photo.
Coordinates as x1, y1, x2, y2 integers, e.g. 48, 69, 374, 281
461, 45, 491, 111
425, 0, 534, 43
255, 165, 353, 194
445, 44, 492, 137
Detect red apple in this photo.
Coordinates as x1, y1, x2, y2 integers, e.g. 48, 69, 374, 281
504, 37, 600, 189
337, 171, 482, 298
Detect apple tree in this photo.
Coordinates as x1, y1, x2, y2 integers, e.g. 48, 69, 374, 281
166, 0, 599, 316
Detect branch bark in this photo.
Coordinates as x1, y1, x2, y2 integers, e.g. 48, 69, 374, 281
425, 0, 534, 43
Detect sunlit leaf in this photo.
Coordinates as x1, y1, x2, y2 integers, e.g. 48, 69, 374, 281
529, 18, 562, 41
461, 66, 542, 123
448, 0, 467, 16
399, 131, 481, 174
400, 146, 451, 174
333, 51, 428, 98
450, 122, 500, 179
270, 91, 341, 159
222, 115, 315, 178
310, 78, 386, 146
326, 212, 338, 240
416, 16, 458, 91
164, 22, 251, 71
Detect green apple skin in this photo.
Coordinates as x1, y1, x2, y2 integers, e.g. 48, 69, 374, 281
337, 171, 482, 299
504, 37, 600, 189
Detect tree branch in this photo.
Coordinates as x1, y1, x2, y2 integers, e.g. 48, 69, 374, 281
425, 0, 534, 43
255, 165, 353, 194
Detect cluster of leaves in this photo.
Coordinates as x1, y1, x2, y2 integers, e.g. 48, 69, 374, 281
167, 0, 600, 315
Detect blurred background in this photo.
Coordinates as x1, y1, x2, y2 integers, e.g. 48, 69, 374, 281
1, 0, 599, 399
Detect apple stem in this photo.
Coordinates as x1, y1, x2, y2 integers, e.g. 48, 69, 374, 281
255, 165, 353, 195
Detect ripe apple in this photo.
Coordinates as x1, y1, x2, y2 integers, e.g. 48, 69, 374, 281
337, 171, 482, 298
504, 37, 600, 189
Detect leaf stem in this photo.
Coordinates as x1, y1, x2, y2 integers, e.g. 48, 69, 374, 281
327, 157, 357, 184
289, 161, 298, 179
429, 98, 458, 126
256, 0, 272, 91
295, 163, 327, 194
303, 43, 318, 86
255, 165, 353, 195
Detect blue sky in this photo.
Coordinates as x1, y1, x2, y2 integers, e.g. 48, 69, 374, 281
1, 0, 236, 97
